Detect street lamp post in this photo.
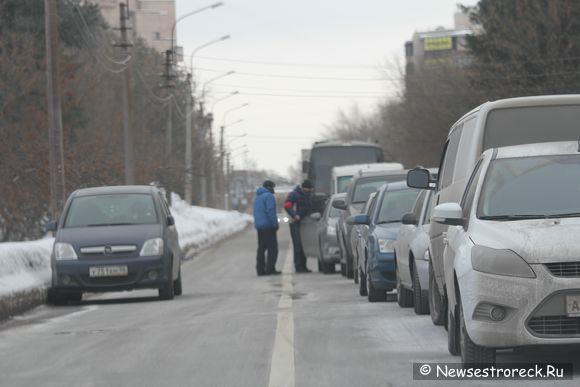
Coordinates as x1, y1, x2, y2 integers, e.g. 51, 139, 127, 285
170, 2, 224, 60
219, 103, 248, 209
184, 35, 230, 204
206, 91, 238, 207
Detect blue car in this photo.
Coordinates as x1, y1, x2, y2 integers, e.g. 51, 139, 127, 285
349, 181, 420, 302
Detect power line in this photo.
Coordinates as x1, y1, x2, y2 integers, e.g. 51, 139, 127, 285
211, 91, 388, 99
196, 55, 380, 69
195, 67, 388, 81
208, 83, 391, 94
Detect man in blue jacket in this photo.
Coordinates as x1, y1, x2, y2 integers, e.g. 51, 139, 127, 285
284, 180, 314, 273
253, 180, 280, 276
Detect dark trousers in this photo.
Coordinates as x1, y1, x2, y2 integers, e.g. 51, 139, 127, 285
289, 222, 307, 270
256, 228, 278, 274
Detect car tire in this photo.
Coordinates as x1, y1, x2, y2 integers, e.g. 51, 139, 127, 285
412, 263, 429, 315
47, 289, 69, 306
447, 300, 460, 356
159, 266, 175, 300
173, 267, 183, 296
429, 261, 447, 326
359, 268, 368, 296
318, 259, 323, 272
396, 267, 413, 308
459, 294, 496, 365
340, 263, 346, 277
346, 255, 354, 279
367, 266, 386, 302
322, 261, 336, 274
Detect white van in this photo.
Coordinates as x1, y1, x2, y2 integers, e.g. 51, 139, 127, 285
407, 94, 580, 328
331, 163, 404, 195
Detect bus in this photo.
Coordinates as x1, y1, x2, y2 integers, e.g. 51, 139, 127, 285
302, 141, 385, 198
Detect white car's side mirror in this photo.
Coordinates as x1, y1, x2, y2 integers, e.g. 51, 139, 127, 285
432, 203, 464, 226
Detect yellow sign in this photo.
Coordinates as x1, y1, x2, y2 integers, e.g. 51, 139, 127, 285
424, 37, 453, 52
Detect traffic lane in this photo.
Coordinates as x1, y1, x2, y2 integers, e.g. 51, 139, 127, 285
0, 226, 290, 387
293, 259, 580, 387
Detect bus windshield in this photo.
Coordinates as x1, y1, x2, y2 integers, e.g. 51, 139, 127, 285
309, 146, 383, 194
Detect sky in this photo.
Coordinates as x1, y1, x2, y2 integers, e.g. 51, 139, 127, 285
175, 0, 477, 178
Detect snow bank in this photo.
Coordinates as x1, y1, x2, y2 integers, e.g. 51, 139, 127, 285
0, 238, 53, 296
171, 194, 253, 253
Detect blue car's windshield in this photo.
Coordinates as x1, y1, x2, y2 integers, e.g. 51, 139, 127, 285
64, 194, 158, 228
376, 189, 420, 224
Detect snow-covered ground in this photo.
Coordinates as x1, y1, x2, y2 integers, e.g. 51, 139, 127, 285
0, 196, 253, 297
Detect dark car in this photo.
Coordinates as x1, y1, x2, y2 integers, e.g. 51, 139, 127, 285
334, 169, 408, 279
351, 181, 419, 302
47, 185, 183, 304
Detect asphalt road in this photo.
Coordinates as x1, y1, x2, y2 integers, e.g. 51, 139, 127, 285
1, 223, 579, 387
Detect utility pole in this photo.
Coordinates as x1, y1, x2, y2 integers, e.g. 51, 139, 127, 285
44, 0, 66, 219
199, 102, 208, 207
161, 49, 175, 204
219, 125, 225, 209
115, 2, 135, 184
225, 152, 231, 210
207, 113, 216, 208
184, 74, 193, 204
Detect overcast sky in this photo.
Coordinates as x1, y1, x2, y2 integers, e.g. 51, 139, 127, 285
175, 0, 477, 178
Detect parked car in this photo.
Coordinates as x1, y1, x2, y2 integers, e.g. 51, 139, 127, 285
350, 181, 419, 302
47, 185, 183, 304
334, 169, 408, 279
330, 163, 403, 195
313, 193, 346, 274
394, 189, 434, 314
434, 141, 580, 365
408, 94, 580, 326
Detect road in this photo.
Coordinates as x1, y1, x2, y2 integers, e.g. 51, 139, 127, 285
1, 223, 579, 387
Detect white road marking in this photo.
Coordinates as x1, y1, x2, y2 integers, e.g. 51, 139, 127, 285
268, 248, 295, 387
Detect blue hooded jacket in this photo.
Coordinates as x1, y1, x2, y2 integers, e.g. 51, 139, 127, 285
253, 187, 279, 230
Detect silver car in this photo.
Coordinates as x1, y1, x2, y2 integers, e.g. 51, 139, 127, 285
313, 193, 346, 274
433, 141, 580, 365
395, 189, 433, 315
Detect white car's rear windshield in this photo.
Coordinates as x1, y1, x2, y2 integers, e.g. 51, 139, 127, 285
64, 194, 158, 228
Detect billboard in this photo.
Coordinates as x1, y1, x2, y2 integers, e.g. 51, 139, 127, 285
424, 37, 453, 52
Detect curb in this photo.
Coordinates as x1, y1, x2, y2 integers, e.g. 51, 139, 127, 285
0, 287, 48, 322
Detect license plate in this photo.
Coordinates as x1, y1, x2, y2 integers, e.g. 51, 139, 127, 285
565, 295, 580, 317
89, 265, 128, 278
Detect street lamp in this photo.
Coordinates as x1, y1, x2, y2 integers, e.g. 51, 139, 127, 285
226, 132, 246, 147
184, 35, 230, 204
200, 70, 235, 101
170, 2, 224, 60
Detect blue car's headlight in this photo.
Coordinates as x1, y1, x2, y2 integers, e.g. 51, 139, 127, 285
377, 238, 395, 254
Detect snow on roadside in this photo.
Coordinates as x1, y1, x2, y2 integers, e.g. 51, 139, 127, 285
0, 196, 253, 297
0, 238, 53, 296
170, 194, 253, 253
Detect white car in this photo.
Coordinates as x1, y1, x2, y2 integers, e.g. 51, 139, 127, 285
431, 141, 580, 365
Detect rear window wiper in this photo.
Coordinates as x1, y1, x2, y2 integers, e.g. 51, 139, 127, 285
478, 214, 548, 221
545, 212, 580, 219
86, 222, 135, 227
376, 220, 399, 225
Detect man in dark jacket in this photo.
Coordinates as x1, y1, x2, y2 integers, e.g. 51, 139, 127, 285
253, 180, 280, 276
284, 180, 314, 273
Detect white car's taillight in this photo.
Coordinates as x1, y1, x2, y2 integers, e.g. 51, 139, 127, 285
140, 238, 164, 256
54, 243, 78, 261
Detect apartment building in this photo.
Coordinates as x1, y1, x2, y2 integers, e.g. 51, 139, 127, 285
91, 0, 176, 54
